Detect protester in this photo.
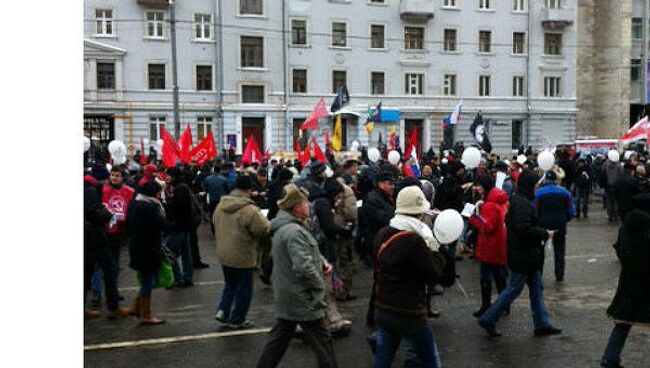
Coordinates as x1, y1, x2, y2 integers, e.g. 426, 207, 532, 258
333, 175, 358, 301
359, 168, 397, 270
256, 184, 339, 368
165, 167, 195, 288
613, 163, 642, 221
574, 158, 593, 218
604, 158, 624, 222
214, 175, 269, 330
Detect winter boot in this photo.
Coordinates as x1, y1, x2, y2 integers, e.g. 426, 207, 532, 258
84, 309, 101, 320
127, 297, 141, 317
139, 298, 166, 326
107, 307, 130, 320
473, 281, 492, 318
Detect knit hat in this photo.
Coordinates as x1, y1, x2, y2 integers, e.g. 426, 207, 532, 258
143, 164, 157, 177
420, 180, 435, 202
395, 186, 430, 215
323, 177, 343, 199
90, 163, 110, 181
235, 175, 254, 191
278, 184, 309, 211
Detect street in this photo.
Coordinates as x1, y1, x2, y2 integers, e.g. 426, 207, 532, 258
84, 203, 649, 368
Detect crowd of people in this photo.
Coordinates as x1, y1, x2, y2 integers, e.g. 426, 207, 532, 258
84, 143, 650, 368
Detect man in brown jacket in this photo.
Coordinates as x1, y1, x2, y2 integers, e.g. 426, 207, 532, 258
213, 175, 269, 329
334, 175, 358, 301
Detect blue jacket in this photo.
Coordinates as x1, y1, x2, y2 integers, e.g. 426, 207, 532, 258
203, 173, 230, 209
534, 183, 576, 229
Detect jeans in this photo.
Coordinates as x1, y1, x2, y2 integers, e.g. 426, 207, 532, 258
190, 224, 203, 265
167, 231, 193, 284
256, 318, 338, 368
90, 234, 125, 302
575, 186, 589, 217
84, 245, 119, 311
139, 271, 157, 299
479, 271, 550, 330
217, 266, 254, 325
373, 312, 441, 368
602, 323, 632, 365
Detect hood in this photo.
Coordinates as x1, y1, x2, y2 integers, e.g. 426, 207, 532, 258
269, 210, 304, 234
218, 189, 254, 214
623, 210, 650, 231
486, 187, 508, 205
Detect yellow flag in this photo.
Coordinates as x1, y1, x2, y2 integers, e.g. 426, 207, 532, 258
332, 115, 343, 151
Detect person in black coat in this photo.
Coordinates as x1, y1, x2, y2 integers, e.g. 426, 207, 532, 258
358, 169, 396, 268
478, 170, 562, 338
127, 181, 167, 325
165, 167, 195, 287
613, 164, 642, 221
600, 193, 650, 368
84, 164, 128, 320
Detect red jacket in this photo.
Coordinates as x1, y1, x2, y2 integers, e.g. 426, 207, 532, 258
102, 183, 135, 234
469, 188, 509, 265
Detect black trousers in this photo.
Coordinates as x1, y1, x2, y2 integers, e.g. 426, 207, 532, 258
256, 318, 339, 368
190, 224, 203, 265
84, 244, 119, 311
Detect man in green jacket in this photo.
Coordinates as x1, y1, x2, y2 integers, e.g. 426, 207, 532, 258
256, 184, 339, 368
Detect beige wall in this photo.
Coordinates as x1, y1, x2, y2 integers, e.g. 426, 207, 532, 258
577, 0, 632, 139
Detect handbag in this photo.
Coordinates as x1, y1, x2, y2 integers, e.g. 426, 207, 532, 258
136, 245, 175, 289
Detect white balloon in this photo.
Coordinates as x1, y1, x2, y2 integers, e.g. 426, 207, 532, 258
83, 137, 90, 152
113, 154, 126, 165
442, 158, 449, 164
607, 150, 620, 162
624, 150, 634, 160
325, 166, 334, 178
108, 140, 127, 157
516, 154, 527, 165
106, 163, 112, 171
388, 150, 401, 165
350, 140, 360, 153
461, 147, 481, 169
433, 209, 464, 244
368, 147, 380, 163
537, 150, 555, 171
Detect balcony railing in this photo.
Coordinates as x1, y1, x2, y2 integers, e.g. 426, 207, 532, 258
541, 7, 574, 29
399, 0, 434, 22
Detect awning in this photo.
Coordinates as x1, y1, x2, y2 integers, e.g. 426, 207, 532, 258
368, 108, 401, 123
331, 106, 361, 117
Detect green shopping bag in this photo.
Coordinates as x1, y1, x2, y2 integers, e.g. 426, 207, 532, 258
137, 260, 174, 289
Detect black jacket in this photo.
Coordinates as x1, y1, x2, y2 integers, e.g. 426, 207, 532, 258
607, 210, 650, 325
373, 227, 446, 317
266, 179, 290, 220
166, 182, 194, 232
359, 188, 395, 242
613, 176, 642, 219
575, 165, 593, 189
433, 175, 464, 211
127, 198, 167, 275
506, 193, 549, 274
84, 177, 112, 253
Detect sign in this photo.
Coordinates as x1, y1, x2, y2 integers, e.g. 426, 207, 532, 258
227, 134, 237, 150
575, 139, 618, 155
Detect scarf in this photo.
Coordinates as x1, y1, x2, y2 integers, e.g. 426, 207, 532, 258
389, 214, 439, 252
136, 193, 166, 218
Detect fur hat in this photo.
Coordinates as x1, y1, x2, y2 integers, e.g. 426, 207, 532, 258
395, 186, 430, 215
278, 184, 309, 211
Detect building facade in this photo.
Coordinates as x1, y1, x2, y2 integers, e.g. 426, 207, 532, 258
84, 0, 578, 157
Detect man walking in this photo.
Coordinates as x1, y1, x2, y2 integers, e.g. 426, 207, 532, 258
574, 158, 593, 218
256, 184, 338, 368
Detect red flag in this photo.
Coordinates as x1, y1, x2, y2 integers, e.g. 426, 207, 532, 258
160, 126, 179, 168
189, 131, 216, 165
179, 123, 193, 163
324, 131, 331, 147
402, 164, 415, 178
263, 146, 271, 160
311, 138, 327, 163
139, 138, 147, 165
302, 98, 328, 130
295, 138, 301, 155
620, 116, 650, 144
299, 142, 310, 165
404, 127, 419, 160
241, 134, 263, 165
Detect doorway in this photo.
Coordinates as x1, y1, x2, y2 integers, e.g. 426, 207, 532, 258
242, 117, 265, 150
405, 119, 423, 155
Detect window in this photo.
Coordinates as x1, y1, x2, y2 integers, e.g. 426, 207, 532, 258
194, 14, 212, 40
332, 22, 347, 47
293, 69, 307, 93
479, 31, 491, 53
145, 11, 164, 38
443, 0, 456, 7
513, 0, 526, 12
405, 73, 424, 95
479, 75, 491, 96
369, 0, 385, 3
631, 59, 642, 82
513, 32, 526, 54
371, 72, 385, 95
332, 71, 347, 93
512, 76, 524, 96
291, 20, 307, 45
370, 25, 385, 49
241, 36, 264, 67
196, 65, 212, 91
95, 9, 113, 35
443, 74, 457, 96
512, 120, 524, 149
632, 18, 643, 40
149, 117, 165, 141
240, 0, 263, 15
96, 62, 115, 90
148, 64, 165, 90
405, 27, 424, 50
479, 0, 490, 10
197, 117, 213, 140
444, 29, 457, 52
242, 85, 265, 103
544, 76, 561, 97
545, 0, 561, 9
544, 33, 562, 55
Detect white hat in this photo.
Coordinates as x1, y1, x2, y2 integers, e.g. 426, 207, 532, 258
395, 186, 430, 215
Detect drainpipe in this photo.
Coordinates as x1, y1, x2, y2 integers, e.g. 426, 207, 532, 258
282, 0, 289, 151
525, 1, 532, 147
214, 0, 224, 153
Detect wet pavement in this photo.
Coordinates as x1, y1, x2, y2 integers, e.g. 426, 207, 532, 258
84, 202, 649, 367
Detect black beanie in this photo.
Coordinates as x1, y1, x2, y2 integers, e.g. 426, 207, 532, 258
140, 180, 161, 197
90, 163, 110, 181
278, 168, 294, 181
517, 170, 539, 199
323, 177, 343, 199
236, 175, 255, 191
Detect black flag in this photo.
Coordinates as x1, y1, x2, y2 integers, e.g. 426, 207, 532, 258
469, 112, 492, 153
330, 85, 350, 113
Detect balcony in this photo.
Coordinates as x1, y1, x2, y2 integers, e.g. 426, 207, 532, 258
541, 7, 574, 29
399, 0, 434, 22
137, 0, 169, 7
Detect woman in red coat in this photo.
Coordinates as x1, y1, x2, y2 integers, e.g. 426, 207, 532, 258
469, 174, 510, 317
